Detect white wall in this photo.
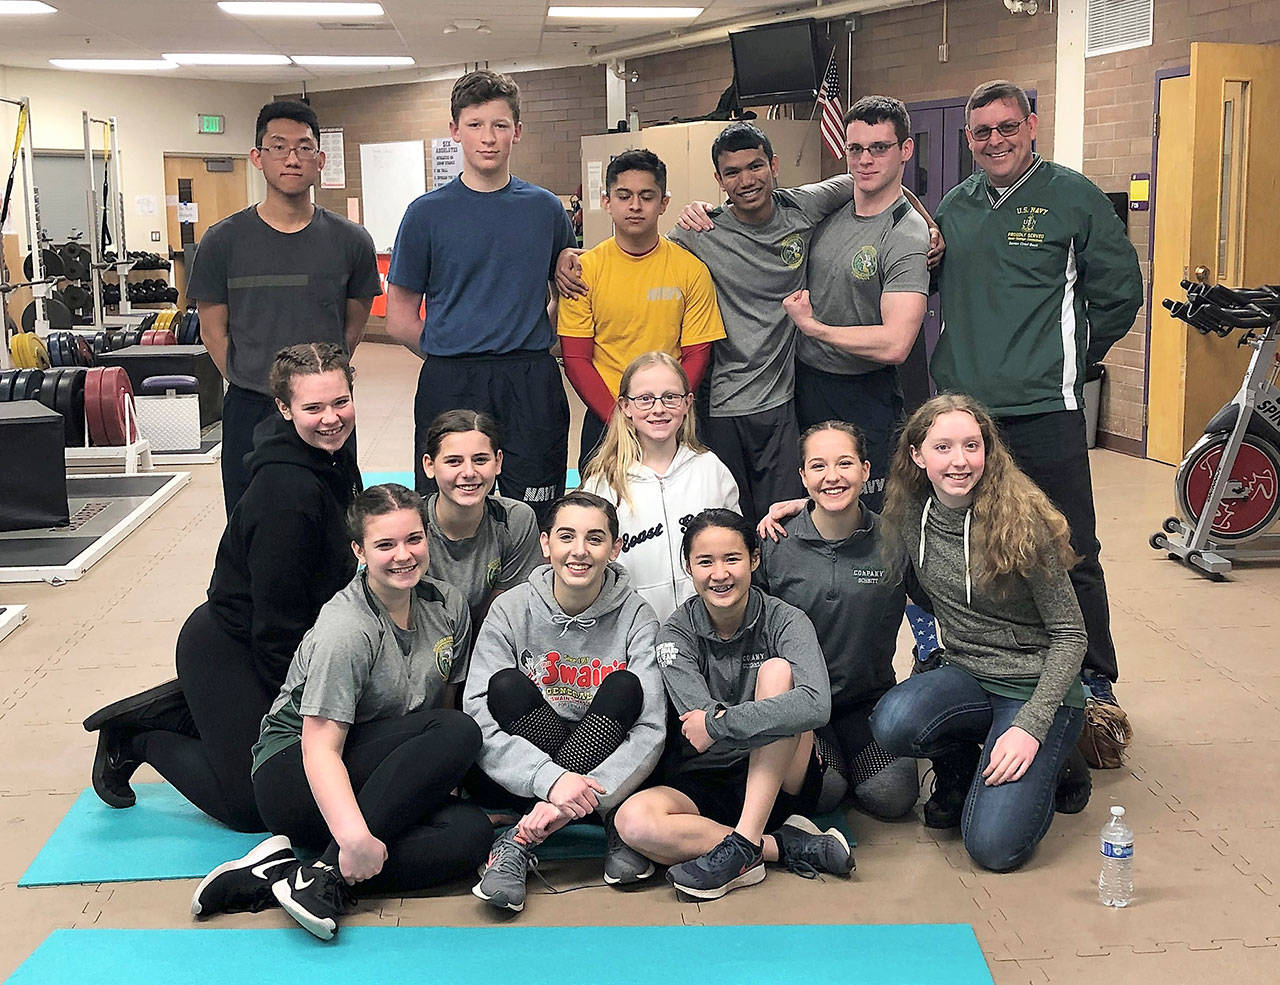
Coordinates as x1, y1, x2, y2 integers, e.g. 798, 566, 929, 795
0, 66, 272, 253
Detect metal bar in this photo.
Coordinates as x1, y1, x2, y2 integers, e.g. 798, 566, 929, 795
17, 97, 48, 335
83, 110, 104, 330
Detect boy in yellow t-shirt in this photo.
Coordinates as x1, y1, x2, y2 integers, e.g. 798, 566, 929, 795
558, 149, 726, 465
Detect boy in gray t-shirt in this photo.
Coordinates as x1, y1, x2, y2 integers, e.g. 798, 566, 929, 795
668, 123, 852, 526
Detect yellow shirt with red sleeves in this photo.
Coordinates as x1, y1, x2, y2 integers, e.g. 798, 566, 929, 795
557, 236, 726, 397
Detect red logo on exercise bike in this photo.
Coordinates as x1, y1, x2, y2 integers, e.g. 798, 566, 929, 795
1186, 440, 1280, 538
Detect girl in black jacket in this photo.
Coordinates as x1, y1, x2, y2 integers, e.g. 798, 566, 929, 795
84, 343, 362, 831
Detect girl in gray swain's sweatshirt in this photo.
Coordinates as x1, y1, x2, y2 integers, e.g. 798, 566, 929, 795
758, 421, 917, 821
464, 492, 664, 913
611, 510, 851, 905
871, 394, 1088, 874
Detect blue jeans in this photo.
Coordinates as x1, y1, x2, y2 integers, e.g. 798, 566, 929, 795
870, 665, 1083, 872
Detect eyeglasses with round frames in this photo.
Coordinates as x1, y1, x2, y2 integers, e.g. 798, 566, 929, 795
966, 117, 1029, 142
625, 391, 689, 411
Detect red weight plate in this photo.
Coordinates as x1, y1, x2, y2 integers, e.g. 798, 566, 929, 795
76, 336, 95, 367
153, 329, 176, 345
102, 366, 136, 445
140, 330, 156, 345
84, 366, 107, 446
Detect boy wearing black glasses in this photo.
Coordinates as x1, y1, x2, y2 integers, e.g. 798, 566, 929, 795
929, 78, 1142, 737
187, 99, 381, 514
780, 95, 931, 513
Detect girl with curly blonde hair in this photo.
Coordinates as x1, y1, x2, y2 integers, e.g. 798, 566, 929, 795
871, 393, 1091, 872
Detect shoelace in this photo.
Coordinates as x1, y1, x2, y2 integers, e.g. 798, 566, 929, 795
315, 866, 355, 913
703, 835, 755, 871
783, 857, 819, 880
491, 837, 535, 880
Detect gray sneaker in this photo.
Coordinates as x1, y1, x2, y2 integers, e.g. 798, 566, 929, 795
472, 829, 535, 912
603, 813, 654, 885
773, 815, 855, 876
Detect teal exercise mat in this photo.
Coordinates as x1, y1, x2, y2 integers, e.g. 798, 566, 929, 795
19, 785, 263, 887
8, 925, 994, 985
512, 810, 857, 862
360, 469, 581, 490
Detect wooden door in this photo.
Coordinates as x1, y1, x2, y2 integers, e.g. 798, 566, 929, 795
162, 155, 249, 305
1147, 43, 1280, 464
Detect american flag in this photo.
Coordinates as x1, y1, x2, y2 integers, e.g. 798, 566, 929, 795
817, 55, 844, 159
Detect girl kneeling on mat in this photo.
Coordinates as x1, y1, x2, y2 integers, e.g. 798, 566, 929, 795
757, 422, 918, 821
869, 394, 1090, 872
84, 343, 362, 831
192, 484, 490, 940
579, 352, 739, 621
464, 490, 665, 914
422, 409, 543, 628
614, 509, 852, 902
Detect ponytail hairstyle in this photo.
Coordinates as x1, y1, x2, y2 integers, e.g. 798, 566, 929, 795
268, 342, 354, 406
580, 351, 704, 509
425, 409, 502, 459
347, 483, 431, 544
881, 393, 1078, 589
680, 508, 759, 566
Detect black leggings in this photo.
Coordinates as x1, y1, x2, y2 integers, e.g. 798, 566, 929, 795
473, 667, 642, 806
253, 707, 491, 895
135, 603, 272, 832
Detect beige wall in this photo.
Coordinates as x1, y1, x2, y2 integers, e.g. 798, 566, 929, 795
0, 66, 271, 254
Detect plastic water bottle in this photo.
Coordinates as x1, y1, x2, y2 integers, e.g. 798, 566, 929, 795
1098, 805, 1134, 906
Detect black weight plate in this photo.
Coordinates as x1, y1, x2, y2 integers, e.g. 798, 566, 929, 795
13, 368, 42, 401
60, 242, 91, 282
22, 248, 64, 281
0, 369, 16, 401
63, 284, 92, 312
109, 332, 129, 351
54, 366, 87, 447
20, 301, 35, 333
126, 329, 143, 347
139, 312, 158, 331
36, 367, 60, 411
30, 299, 75, 334
93, 331, 107, 355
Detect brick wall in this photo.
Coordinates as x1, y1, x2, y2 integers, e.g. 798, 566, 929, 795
1080, 0, 1280, 448
292, 61, 606, 221
627, 43, 735, 127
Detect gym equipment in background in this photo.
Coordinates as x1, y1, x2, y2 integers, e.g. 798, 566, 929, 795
1153, 281, 1280, 578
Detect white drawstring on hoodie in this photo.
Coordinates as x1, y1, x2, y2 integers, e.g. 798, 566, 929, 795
918, 498, 972, 605
550, 611, 598, 637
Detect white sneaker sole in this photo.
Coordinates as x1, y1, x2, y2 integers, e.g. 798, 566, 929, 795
471, 880, 525, 912
272, 880, 338, 940
603, 859, 656, 885
671, 862, 765, 900
190, 834, 293, 917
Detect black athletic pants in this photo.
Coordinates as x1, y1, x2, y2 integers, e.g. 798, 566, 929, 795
794, 362, 903, 514
578, 409, 607, 473
136, 603, 272, 832
703, 402, 802, 529
469, 667, 643, 809
253, 708, 491, 894
220, 385, 277, 517
996, 410, 1118, 682
413, 350, 569, 528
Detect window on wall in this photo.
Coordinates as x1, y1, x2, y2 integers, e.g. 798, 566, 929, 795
1085, 0, 1153, 58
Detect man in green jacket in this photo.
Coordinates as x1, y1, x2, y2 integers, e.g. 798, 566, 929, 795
932, 79, 1142, 729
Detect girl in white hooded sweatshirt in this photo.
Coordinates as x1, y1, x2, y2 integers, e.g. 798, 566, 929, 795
580, 352, 739, 620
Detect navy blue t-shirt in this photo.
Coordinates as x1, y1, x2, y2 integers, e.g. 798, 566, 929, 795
387, 175, 575, 356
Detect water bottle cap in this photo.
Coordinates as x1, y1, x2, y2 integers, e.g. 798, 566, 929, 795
1111, 806, 1125, 817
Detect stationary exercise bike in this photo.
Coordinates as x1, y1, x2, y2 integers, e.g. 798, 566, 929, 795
1151, 281, 1280, 579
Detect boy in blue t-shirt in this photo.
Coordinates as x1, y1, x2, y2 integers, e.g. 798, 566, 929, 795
386, 70, 576, 526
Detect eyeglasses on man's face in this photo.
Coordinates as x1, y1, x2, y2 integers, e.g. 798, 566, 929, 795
625, 391, 689, 411
966, 118, 1029, 142
845, 141, 903, 159
258, 142, 321, 160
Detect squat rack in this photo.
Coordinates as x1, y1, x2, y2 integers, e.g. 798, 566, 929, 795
1, 95, 54, 357
81, 111, 136, 327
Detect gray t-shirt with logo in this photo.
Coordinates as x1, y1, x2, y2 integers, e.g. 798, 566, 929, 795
669, 176, 852, 417
426, 493, 542, 622
798, 194, 930, 376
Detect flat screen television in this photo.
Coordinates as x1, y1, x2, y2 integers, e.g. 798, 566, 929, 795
729, 19, 821, 105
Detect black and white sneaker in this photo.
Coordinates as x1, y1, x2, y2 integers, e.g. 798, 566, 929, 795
272, 860, 353, 941
772, 815, 855, 876
603, 812, 654, 885
665, 832, 765, 900
90, 724, 143, 809
191, 835, 297, 918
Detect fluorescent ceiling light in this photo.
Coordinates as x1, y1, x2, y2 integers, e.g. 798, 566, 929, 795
291, 55, 414, 66
547, 6, 703, 18
218, 2, 384, 15
49, 59, 177, 71
164, 53, 293, 65
0, 1, 57, 13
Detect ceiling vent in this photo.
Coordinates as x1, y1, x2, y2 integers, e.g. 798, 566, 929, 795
1086, 0, 1153, 57
318, 21, 392, 30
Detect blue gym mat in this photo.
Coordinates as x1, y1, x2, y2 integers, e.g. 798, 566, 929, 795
18, 785, 263, 887
360, 469, 581, 491
7, 925, 994, 984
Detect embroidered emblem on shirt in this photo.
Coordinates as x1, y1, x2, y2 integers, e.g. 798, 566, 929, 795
434, 635, 455, 679
779, 233, 805, 269
851, 245, 878, 280
1007, 205, 1048, 248
485, 558, 501, 588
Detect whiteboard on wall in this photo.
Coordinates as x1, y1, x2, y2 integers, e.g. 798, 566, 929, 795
359, 140, 426, 251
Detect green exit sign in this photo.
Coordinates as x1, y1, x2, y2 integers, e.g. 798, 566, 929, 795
197, 114, 225, 134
